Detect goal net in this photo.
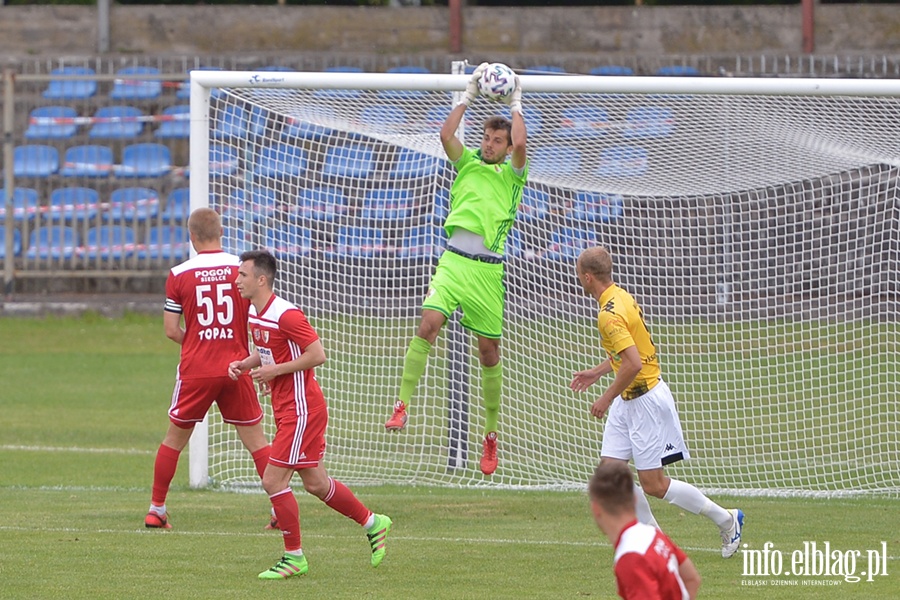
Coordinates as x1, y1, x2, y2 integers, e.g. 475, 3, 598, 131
188, 66, 900, 497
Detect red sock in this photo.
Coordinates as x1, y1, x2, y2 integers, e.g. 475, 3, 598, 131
323, 477, 371, 526
151, 444, 181, 506
270, 488, 301, 551
251, 446, 271, 479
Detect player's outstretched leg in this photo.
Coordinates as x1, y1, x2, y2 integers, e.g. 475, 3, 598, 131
385, 400, 408, 431
720, 509, 744, 558
366, 514, 393, 568
258, 553, 308, 580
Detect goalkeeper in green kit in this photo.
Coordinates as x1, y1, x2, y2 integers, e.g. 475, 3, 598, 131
385, 62, 528, 476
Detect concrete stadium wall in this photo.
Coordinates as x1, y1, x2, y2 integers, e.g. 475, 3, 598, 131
2, 5, 900, 58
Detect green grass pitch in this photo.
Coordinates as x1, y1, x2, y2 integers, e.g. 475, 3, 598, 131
0, 313, 896, 599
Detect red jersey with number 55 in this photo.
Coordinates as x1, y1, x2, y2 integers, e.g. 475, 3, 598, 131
165, 250, 251, 379
248, 294, 325, 419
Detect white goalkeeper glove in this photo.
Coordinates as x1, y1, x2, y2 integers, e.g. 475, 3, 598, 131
503, 74, 523, 114
463, 62, 489, 106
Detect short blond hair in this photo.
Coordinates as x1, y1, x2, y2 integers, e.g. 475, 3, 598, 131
578, 246, 613, 283
187, 207, 222, 244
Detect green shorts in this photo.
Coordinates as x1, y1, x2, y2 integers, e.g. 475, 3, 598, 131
422, 249, 506, 339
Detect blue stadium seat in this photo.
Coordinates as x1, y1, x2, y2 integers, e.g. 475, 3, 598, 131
424, 106, 452, 133
119, 143, 171, 178
106, 187, 160, 222
222, 226, 253, 255
522, 65, 566, 75
389, 148, 441, 180
218, 189, 250, 229
0, 227, 22, 258
529, 146, 581, 178
655, 65, 700, 77
162, 187, 190, 223
283, 106, 335, 141
358, 188, 415, 224
89, 106, 144, 139
359, 105, 408, 134
432, 187, 450, 224
315, 66, 364, 99
519, 187, 550, 223
503, 227, 526, 258
42, 67, 97, 100
264, 224, 313, 259
139, 226, 191, 261
543, 226, 594, 263
0, 188, 40, 222
48, 187, 100, 222
26, 226, 79, 260
327, 226, 385, 259
597, 145, 649, 177
59, 145, 113, 178
254, 144, 306, 179
292, 186, 349, 223
398, 224, 444, 261
25, 106, 78, 139
248, 188, 279, 222
571, 192, 625, 224
323, 144, 375, 179
557, 107, 609, 139
622, 106, 675, 139
110, 67, 163, 100
155, 105, 191, 139
378, 66, 431, 100
82, 225, 137, 260
213, 104, 249, 140
258, 65, 295, 72
209, 144, 240, 177
14, 145, 59, 177
590, 66, 634, 76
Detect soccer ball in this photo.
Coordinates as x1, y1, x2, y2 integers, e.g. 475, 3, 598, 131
478, 63, 517, 102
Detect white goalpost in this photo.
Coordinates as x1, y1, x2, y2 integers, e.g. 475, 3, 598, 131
187, 64, 900, 497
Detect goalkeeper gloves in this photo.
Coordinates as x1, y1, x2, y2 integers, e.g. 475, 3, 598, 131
463, 62, 489, 106
503, 74, 523, 114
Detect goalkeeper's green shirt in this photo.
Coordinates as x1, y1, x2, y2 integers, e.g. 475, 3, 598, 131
445, 147, 528, 254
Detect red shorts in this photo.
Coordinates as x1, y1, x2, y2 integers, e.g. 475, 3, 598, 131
169, 374, 263, 428
270, 409, 327, 469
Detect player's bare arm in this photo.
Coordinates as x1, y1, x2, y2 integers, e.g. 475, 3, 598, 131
679, 557, 702, 600
590, 345, 642, 420
570, 358, 613, 392
250, 339, 326, 385
163, 311, 185, 345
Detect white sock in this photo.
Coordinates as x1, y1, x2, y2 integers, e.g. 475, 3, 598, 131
633, 483, 659, 528
663, 478, 732, 529
363, 513, 375, 530
285, 549, 304, 557
149, 504, 166, 516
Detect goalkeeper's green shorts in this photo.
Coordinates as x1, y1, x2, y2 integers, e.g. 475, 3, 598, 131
422, 249, 505, 339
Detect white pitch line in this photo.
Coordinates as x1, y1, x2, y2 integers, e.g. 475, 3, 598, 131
0, 444, 154, 455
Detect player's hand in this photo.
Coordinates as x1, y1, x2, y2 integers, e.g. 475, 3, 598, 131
570, 368, 602, 392
464, 62, 489, 106
503, 74, 522, 113
251, 364, 279, 385
227, 360, 244, 380
590, 397, 612, 420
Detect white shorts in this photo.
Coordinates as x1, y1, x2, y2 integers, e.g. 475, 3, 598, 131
600, 379, 690, 471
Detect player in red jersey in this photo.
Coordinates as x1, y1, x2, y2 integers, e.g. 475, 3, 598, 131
228, 249, 393, 580
144, 208, 271, 530
590, 461, 701, 600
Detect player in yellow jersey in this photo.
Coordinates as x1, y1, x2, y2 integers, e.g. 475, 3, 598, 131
571, 246, 744, 559
384, 62, 528, 477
